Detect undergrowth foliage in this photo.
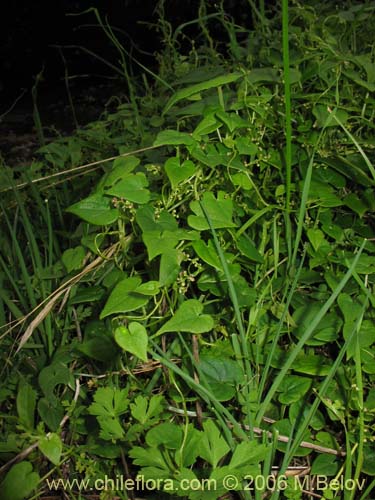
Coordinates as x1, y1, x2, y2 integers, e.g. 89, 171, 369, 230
1, 1, 375, 500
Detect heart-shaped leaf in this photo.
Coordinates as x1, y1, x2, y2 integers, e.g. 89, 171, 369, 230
188, 191, 236, 230
105, 173, 150, 204
39, 433, 62, 465
165, 157, 196, 189
66, 193, 119, 225
100, 277, 152, 318
0, 462, 40, 500
156, 299, 214, 335
115, 323, 148, 361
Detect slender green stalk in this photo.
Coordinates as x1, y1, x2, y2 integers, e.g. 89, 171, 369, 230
256, 239, 366, 423
200, 201, 255, 438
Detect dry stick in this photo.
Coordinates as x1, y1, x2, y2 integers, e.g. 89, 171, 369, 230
167, 406, 345, 457
5, 243, 119, 351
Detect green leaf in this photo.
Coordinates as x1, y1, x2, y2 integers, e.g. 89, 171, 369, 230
130, 395, 164, 425
235, 136, 258, 155
198, 420, 230, 468
0, 462, 40, 500
76, 335, 118, 363
163, 72, 243, 114
344, 193, 369, 217
114, 322, 148, 361
313, 105, 349, 128
188, 192, 236, 230
100, 277, 151, 318
237, 235, 264, 263
278, 375, 311, 404
61, 245, 86, 273
156, 300, 214, 335
216, 110, 250, 132
105, 173, 150, 204
97, 416, 125, 440
192, 239, 223, 271
229, 441, 268, 468
37, 397, 64, 432
153, 130, 196, 147
159, 249, 182, 286
38, 433, 62, 465
39, 362, 72, 400
146, 423, 183, 449
136, 205, 178, 232
307, 228, 326, 251
66, 193, 119, 225
192, 114, 221, 139
88, 387, 129, 418
17, 381, 36, 430
129, 445, 170, 470
103, 156, 140, 188
311, 454, 339, 475
164, 157, 196, 189
142, 231, 180, 260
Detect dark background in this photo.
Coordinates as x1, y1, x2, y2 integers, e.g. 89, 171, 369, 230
0, 0, 256, 143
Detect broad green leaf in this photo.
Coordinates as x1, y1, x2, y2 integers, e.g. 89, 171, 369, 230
292, 354, 331, 375
134, 281, 160, 295
192, 114, 221, 138
76, 334, 118, 363
293, 305, 342, 345
100, 277, 151, 318
164, 157, 196, 189
188, 191, 236, 230
136, 205, 178, 232
88, 387, 129, 418
105, 173, 150, 204
38, 433, 62, 465
159, 249, 182, 286
17, 381, 36, 430
66, 193, 119, 225
272, 419, 311, 456
199, 420, 230, 468
199, 356, 243, 401
142, 231, 180, 260
97, 416, 124, 440
146, 423, 183, 449
311, 454, 339, 475
62, 245, 86, 273
38, 397, 64, 432
114, 322, 148, 361
247, 67, 279, 83
153, 130, 196, 147
129, 446, 170, 470
130, 395, 164, 424
142, 229, 197, 260
229, 441, 268, 468
0, 462, 40, 500
39, 362, 71, 400
216, 110, 250, 132
278, 375, 311, 404
344, 193, 369, 217
235, 136, 258, 155
192, 239, 223, 271
307, 228, 326, 251
237, 235, 264, 263
163, 72, 243, 114
313, 105, 349, 128
69, 286, 105, 305
156, 299, 214, 335
103, 155, 140, 188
